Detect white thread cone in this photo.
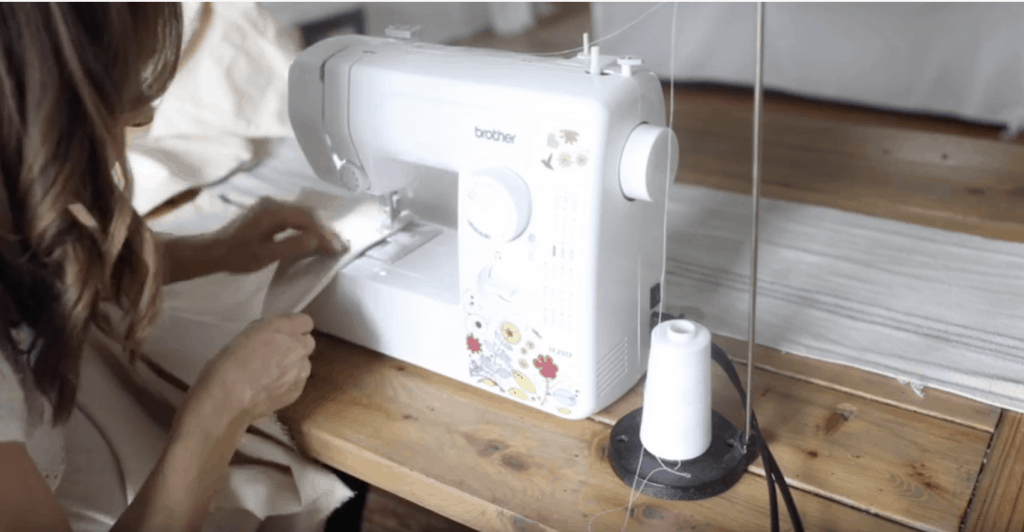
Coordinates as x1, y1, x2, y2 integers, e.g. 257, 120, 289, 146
639, 320, 713, 461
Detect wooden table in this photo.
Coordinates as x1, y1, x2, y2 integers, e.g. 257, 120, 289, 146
277, 93, 1024, 532
120, 4, 1024, 530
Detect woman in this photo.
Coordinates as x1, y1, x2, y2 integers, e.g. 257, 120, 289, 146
0, 4, 342, 531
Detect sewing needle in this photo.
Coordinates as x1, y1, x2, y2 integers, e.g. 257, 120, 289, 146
745, 1, 765, 448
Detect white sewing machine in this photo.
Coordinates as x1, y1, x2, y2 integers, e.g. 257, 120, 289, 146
288, 28, 678, 420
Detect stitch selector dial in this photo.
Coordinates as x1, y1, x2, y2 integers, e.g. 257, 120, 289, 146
464, 168, 532, 243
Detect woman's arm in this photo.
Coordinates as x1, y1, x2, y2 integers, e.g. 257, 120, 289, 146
156, 199, 343, 285
159, 234, 226, 285
0, 315, 313, 532
0, 443, 73, 532
109, 386, 249, 532
0, 386, 246, 532
109, 313, 314, 531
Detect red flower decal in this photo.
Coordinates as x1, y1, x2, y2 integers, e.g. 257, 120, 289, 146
466, 334, 482, 354
533, 355, 558, 379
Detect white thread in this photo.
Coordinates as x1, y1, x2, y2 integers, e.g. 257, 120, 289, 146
619, 4, 681, 529
658, 3, 678, 324
588, 460, 692, 532
641, 320, 713, 460
637, 255, 642, 367
620, 444, 646, 531
587, 505, 628, 532
535, 3, 670, 57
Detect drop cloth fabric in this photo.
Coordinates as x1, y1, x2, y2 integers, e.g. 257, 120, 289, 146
663, 184, 1024, 413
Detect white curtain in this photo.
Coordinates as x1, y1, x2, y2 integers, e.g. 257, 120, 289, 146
485, 2, 544, 37
262, 3, 554, 43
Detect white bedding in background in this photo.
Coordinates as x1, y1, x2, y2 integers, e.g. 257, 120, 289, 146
591, 2, 1024, 133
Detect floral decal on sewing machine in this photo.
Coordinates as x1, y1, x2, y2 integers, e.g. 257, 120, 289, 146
455, 124, 595, 417
465, 319, 579, 416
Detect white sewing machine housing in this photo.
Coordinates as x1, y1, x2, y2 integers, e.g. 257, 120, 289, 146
288, 30, 678, 420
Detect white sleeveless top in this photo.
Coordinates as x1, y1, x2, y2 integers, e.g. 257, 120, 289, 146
0, 325, 66, 491
0, 324, 130, 531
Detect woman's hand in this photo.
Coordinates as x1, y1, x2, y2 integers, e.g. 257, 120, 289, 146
189, 313, 317, 427
160, 198, 347, 284
213, 197, 346, 274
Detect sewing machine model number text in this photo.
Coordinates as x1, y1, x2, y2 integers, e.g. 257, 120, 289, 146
549, 347, 572, 358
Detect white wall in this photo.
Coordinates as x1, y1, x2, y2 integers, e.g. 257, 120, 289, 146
259, 2, 362, 27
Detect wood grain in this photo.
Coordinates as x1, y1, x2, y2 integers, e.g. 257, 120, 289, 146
962, 411, 1024, 531
672, 101, 1024, 242
281, 335, 918, 532
592, 342, 988, 532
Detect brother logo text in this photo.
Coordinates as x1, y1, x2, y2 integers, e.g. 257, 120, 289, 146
475, 127, 516, 144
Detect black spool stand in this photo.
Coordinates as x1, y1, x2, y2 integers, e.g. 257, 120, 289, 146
609, 408, 758, 501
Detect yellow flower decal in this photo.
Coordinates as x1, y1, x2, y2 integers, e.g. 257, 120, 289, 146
501, 322, 521, 344
513, 371, 536, 394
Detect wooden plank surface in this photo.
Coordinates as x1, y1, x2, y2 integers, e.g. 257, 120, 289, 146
282, 335, 923, 532
962, 411, 1024, 531
673, 100, 1024, 242
592, 343, 989, 532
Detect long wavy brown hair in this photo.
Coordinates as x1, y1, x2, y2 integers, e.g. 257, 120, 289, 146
0, 3, 182, 424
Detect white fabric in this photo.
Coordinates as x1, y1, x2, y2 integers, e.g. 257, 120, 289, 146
128, 2, 300, 215
55, 408, 127, 532
0, 338, 29, 444
76, 263, 354, 532
0, 326, 66, 492
663, 184, 1024, 413
591, 3, 1024, 132
0, 138, 356, 531
0, 330, 135, 532
148, 138, 349, 237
